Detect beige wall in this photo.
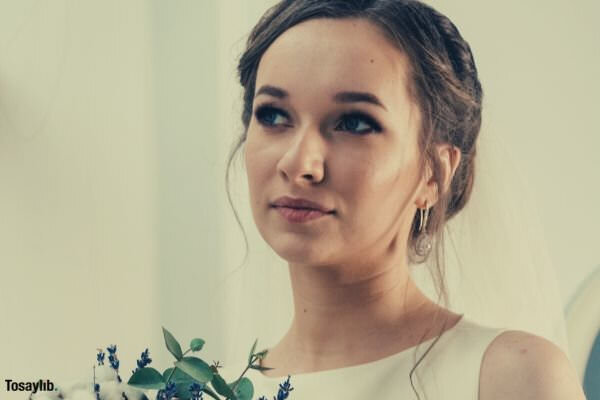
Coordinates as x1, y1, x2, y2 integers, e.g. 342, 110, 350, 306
0, 0, 163, 392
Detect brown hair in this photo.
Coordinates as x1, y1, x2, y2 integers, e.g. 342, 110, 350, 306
224, 1, 482, 398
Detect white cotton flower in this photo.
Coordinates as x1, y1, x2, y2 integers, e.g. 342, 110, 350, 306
120, 385, 149, 400
40, 381, 149, 400
97, 381, 148, 400
98, 381, 124, 399
40, 368, 150, 400
94, 364, 118, 383
68, 389, 97, 400
59, 381, 94, 398
29, 392, 60, 400
50, 365, 116, 399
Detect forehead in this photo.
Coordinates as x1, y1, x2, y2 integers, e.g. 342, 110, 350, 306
255, 18, 413, 110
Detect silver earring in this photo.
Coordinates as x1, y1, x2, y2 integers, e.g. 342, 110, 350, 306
415, 200, 432, 259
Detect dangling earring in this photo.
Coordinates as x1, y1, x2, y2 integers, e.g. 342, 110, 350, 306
415, 200, 432, 259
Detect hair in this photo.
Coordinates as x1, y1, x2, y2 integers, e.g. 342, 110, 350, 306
224, 1, 482, 398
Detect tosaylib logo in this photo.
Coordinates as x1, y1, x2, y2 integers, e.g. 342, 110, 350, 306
5, 379, 55, 393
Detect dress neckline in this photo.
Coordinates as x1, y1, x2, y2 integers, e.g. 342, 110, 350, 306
253, 313, 467, 380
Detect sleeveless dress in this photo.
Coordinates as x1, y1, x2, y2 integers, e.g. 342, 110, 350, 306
218, 315, 510, 400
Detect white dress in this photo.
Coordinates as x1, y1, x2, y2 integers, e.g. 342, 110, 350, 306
219, 315, 509, 400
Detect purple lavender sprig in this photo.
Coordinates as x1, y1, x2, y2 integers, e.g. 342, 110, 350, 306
106, 344, 122, 383
132, 348, 152, 375
275, 376, 294, 400
155, 382, 177, 400
97, 350, 106, 366
257, 376, 294, 400
188, 382, 204, 400
93, 365, 101, 400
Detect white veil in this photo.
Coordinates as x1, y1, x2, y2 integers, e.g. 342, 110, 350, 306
214, 120, 570, 369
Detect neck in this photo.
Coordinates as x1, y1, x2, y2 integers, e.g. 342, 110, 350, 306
262, 252, 436, 373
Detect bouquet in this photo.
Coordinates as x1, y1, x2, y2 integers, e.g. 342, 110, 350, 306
29, 327, 293, 400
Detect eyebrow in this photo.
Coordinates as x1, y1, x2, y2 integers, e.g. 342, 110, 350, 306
255, 85, 387, 111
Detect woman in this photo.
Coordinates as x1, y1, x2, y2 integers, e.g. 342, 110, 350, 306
220, 1, 586, 399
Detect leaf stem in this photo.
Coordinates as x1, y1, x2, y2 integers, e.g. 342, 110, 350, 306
165, 348, 192, 384
230, 355, 259, 396
165, 367, 176, 386
203, 390, 221, 400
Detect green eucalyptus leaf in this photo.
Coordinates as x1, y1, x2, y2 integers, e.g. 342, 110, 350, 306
190, 338, 205, 352
173, 381, 195, 400
248, 339, 258, 364
162, 326, 183, 360
230, 377, 253, 400
127, 367, 165, 390
163, 367, 195, 383
174, 357, 214, 384
161, 368, 199, 400
211, 373, 236, 399
201, 386, 219, 399
162, 367, 175, 383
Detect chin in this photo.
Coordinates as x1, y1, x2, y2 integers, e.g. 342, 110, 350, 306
268, 235, 332, 265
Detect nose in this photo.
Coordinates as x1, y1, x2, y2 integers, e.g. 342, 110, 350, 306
276, 125, 326, 186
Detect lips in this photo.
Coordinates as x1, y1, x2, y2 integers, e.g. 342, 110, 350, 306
271, 196, 335, 214
275, 206, 330, 223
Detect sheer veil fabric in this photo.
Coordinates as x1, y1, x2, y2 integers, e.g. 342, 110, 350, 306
215, 125, 570, 370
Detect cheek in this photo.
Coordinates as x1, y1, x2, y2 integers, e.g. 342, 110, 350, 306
343, 149, 415, 194
336, 148, 420, 232
244, 130, 278, 204
245, 131, 267, 180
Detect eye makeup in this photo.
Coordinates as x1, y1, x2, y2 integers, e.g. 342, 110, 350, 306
253, 103, 383, 135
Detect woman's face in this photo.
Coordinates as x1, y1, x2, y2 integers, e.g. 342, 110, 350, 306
244, 18, 424, 266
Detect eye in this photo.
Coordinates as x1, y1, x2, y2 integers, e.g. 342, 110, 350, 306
254, 104, 290, 128
253, 104, 383, 135
335, 112, 383, 135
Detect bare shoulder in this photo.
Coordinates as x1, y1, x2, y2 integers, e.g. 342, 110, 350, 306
478, 329, 587, 400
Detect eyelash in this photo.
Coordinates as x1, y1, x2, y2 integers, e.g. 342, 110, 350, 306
253, 104, 383, 135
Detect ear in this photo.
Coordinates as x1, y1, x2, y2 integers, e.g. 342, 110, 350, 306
416, 144, 461, 208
